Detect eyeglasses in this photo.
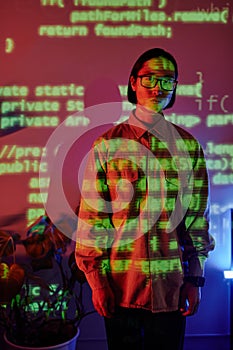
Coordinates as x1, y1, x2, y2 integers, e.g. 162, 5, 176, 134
137, 75, 177, 91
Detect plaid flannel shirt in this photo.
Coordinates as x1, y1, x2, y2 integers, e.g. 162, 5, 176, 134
76, 111, 214, 312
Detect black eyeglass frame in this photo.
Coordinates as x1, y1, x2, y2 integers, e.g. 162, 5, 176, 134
137, 75, 178, 91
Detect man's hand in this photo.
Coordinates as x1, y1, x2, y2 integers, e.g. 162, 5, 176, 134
92, 285, 115, 318
179, 282, 201, 316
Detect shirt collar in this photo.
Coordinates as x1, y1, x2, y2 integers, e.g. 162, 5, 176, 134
127, 109, 166, 139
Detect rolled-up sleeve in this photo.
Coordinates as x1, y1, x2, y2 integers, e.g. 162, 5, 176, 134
182, 144, 215, 277
75, 140, 114, 290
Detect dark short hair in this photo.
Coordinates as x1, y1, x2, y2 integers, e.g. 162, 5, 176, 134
127, 48, 178, 109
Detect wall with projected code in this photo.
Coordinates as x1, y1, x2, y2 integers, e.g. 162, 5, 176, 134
0, 0, 232, 341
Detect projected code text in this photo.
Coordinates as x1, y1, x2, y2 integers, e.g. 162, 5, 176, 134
36, 2, 230, 39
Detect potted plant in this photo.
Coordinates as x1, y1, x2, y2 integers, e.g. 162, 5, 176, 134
0, 215, 94, 349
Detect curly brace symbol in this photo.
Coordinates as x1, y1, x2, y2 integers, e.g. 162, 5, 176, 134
40, 102, 194, 245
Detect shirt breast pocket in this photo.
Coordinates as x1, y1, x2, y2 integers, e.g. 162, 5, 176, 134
165, 171, 179, 188
107, 169, 139, 202
165, 170, 190, 193
121, 169, 139, 183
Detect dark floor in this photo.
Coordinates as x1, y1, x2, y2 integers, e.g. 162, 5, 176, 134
74, 335, 231, 350
184, 335, 230, 350
1, 335, 231, 350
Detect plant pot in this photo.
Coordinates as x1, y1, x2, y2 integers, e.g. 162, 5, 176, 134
3, 328, 80, 350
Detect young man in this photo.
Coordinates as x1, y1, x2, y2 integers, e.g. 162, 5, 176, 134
75, 48, 214, 350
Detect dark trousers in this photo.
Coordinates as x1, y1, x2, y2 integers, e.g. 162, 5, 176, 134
104, 307, 186, 350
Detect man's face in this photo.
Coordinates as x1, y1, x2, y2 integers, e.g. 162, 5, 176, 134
130, 56, 176, 113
